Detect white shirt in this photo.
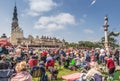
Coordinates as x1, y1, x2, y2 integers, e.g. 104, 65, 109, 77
100, 48, 105, 56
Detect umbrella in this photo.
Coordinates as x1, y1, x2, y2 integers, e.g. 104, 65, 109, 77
0, 40, 13, 46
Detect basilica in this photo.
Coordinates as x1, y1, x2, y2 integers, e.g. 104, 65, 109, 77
9, 5, 65, 47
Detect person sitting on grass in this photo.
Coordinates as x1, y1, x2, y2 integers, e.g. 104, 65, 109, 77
46, 54, 55, 69
30, 61, 48, 81
48, 66, 58, 81
74, 54, 81, 69
28, 55, 38, 69
82, 62, 102, 81
58, 54, 65, 69
104, 56, 115, 80
80, 53, 86, 69
79, 69, 87, 81
39, 61, 48, 81
0, 54, 11, 69
69, 58, 76, 70
0, 54, 13, 81
64, 54, 70, 68
10, 61, 32, 81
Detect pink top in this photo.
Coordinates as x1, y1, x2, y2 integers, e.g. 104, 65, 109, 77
10, 71, 32, 81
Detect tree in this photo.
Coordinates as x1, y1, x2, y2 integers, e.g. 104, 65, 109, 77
65, 41, 102, 48
65, 42, 78, 48
101, 31, 120, 48
78, 41, 102, 48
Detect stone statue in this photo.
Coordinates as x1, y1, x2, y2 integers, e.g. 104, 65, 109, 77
104, 16, 108, 25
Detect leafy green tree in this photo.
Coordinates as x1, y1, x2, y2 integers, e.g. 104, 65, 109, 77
101, 31, 120, 48
65, 41, 102, 48
78, 41, 102, 48
65, 42, 78, 48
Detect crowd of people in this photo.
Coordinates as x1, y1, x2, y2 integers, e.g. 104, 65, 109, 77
0, 44, 119, 81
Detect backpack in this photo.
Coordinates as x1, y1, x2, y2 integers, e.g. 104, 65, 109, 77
93, 73, 102, 81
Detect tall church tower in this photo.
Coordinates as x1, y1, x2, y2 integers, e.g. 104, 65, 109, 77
10, 4, 23, 45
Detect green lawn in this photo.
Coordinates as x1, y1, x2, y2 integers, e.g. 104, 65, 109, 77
48, 68, 120, 81
32, 63, 120, 81
53, 68, 80, 81
113, 70, 120, 81
32, 68, 120, 81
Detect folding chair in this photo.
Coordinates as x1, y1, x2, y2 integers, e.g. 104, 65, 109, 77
30, 67, 42, 81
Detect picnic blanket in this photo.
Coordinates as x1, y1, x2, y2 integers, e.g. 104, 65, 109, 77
62, 73, 80, 81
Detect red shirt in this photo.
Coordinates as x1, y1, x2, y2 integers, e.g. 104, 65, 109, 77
28, 58, 38, 68
106, 59, 115, 69
46, 59, 55, 69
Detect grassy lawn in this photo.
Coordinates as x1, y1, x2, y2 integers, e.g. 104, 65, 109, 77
32, 62, 120, 81
32, 67, 80, 81
51, 69, 120, 81
113, 70, 120, 81
53, 68, 80, 81
32, 68, 120, 81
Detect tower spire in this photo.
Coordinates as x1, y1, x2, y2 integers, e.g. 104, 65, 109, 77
11, 1, 19, 32
12, 1, 18, 21
15, 0, 16, 6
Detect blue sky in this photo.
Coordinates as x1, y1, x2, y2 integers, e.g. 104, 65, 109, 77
0, 0, 120, 43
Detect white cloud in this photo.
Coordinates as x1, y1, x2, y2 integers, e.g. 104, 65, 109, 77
34, 13, 76, 32
84, 29, 94, 34
28, 0, 57, 16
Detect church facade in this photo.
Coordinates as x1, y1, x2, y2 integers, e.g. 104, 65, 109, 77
10, 5, 65, 48
10, 5, 23, 45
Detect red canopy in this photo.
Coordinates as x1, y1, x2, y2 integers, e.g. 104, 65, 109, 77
0, 40, 13, 46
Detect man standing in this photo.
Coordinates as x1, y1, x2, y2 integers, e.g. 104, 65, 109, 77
100, 48, 106, 64
104, 56, 115, 77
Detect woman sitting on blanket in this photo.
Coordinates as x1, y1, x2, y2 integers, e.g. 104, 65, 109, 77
10, 61, 32, 81
80, 62, 102, 81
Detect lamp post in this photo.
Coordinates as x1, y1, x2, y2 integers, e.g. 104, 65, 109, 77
103, 15, 109, 49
